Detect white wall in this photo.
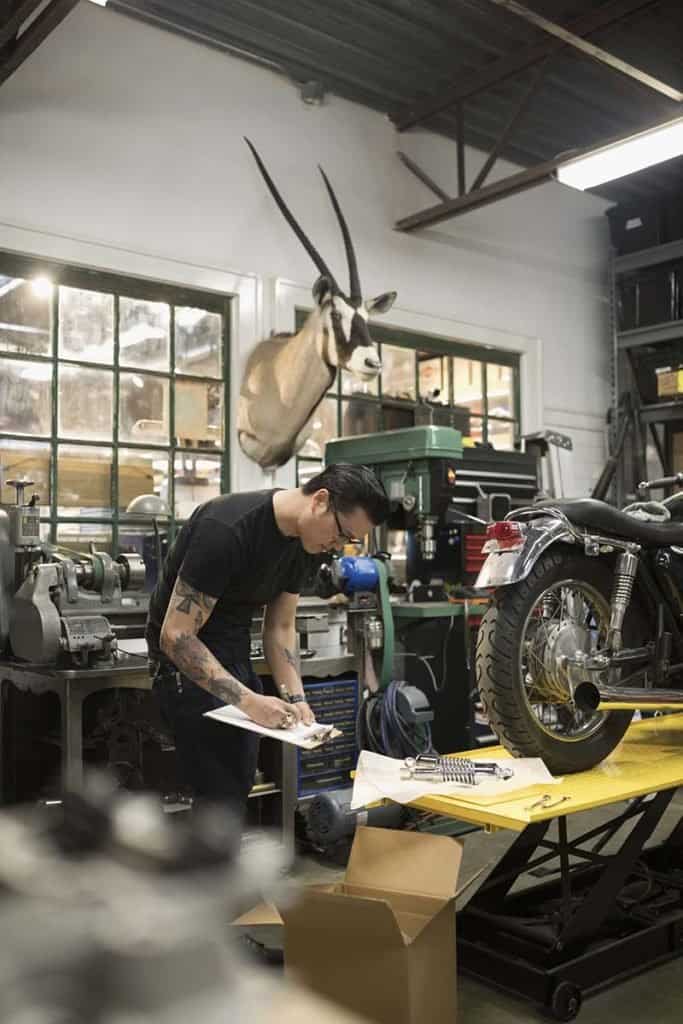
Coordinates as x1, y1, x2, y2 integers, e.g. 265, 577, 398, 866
0, 2, 613, 496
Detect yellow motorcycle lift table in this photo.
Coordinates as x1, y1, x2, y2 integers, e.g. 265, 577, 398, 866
410, 715, 683, 1021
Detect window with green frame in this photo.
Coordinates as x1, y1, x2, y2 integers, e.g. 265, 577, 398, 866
0, 252, 230, 555
294, 312, 521, 484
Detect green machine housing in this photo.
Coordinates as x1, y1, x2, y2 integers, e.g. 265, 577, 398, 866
325, 426, 463, 562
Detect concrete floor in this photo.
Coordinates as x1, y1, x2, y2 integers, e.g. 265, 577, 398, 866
453, 790, 683, 1024
244, 790, 683, 1022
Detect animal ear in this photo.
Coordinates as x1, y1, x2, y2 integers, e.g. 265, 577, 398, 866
312, 275, 334, 305
365, 291, 397, 315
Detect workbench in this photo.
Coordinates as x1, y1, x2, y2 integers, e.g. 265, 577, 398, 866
409, 715, 683, 1020
0, 645, 356, 852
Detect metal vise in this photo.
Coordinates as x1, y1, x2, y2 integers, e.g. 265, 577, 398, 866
10, 550, 146, 666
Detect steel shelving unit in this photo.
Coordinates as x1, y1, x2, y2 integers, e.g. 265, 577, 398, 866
611, 238, 683, 504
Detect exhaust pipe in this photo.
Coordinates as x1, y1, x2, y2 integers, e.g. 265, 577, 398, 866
574, 681, 683, 713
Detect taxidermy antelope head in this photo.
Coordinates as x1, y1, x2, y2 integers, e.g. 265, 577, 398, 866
237, 139, 397, 470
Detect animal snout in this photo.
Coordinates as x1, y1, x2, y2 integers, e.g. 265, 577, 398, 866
365, 356, 381, 371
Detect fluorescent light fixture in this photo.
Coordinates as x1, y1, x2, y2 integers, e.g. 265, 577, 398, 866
557, 115, 683, 191
87, 0, 107, 6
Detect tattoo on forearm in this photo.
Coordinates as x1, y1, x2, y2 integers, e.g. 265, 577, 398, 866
174, 579, 215, 616
282, 645, 297, 668
167, 632, 247, 706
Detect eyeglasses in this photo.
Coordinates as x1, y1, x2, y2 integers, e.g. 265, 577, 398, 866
330, 501, 362, 546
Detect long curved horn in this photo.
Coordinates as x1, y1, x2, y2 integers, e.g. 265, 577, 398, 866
318, 166, 361, 306
245, 139, 336, 288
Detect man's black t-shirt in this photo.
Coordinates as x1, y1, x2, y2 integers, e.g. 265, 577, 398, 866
146, 490, 315, 667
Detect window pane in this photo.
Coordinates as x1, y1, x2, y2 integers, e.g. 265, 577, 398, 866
342, 398, 380, 437
488, 419, 516, 451
57, 523, 112, 556
383, 405, 414, 432
486, 363, 514, 419
58, 365, 113, 441
58, 286, 114, 364
175, 307, 222, 378
0, 357, 51, 435
297, 459, 323, 487
341, 368, 379, 397
468, 417, 484, 445
298, 396, 337, 459
119, 297, 170, 371
175, 379, 223, 449
0, 276, 51, 356
0, 439, 51, 505
174, 453, 222, 519
453, 357, 483, 414
57, 445, 112, 513
119, 373, 169, 445
381, 345, 415, 400
118, 448, 170, 512
418, 352, 450, 404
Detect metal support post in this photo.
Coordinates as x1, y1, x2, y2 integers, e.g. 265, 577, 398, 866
455, 102, 466, 195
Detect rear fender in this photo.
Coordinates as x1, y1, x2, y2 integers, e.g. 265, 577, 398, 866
475, 517, 576, 589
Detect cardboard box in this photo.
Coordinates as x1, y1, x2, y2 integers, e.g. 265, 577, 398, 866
656, 366, 683, 398
281, 827, 464, 1024
674, 430, 683, 474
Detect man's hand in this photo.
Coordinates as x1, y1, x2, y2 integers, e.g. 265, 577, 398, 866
296, 701, 316, 727
241, 692, 297, 730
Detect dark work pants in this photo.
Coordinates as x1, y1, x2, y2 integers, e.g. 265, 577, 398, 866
152, 650, 263, 817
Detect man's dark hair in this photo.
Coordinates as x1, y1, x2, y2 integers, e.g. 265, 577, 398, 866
302, 463, 391, 525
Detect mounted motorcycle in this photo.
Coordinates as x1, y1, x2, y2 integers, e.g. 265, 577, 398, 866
475, 473, 683, 774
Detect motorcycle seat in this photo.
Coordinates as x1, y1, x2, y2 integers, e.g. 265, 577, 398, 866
535, 498, 683, 548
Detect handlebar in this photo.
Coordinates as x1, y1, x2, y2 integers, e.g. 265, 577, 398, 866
638, 472, 683, 493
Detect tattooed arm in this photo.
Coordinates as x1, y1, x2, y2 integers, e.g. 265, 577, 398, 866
160, 576, 294, 729
263, 591, 316, 725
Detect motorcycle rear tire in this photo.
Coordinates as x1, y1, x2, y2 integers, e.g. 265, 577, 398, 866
476, 549, 635, 775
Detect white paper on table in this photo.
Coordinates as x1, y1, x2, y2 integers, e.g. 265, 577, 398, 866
350, 750, 559, 810
116, 638, 148, 656
204, 704, 340, 749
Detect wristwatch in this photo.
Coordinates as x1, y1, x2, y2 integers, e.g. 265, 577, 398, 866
288, 694, 307, 704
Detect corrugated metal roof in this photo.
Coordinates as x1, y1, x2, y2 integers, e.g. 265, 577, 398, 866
110, 0, 683, 206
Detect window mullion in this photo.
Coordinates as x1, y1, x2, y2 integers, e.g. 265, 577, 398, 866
112, 295, 120, 553
221, 300, 229, 498
49, 284, 59, 543
482, 362, 489, 444
169, 304, 176, 539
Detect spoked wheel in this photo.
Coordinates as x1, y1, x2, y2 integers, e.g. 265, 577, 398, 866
521, 577, 608, 745
477, 550, 636, 774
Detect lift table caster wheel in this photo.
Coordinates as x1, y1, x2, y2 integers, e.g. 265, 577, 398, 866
548, 981, 582, 1021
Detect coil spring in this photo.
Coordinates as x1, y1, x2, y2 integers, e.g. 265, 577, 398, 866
611, 572, 635, 608
439, 758, 477, 784
414, 756, 478, 784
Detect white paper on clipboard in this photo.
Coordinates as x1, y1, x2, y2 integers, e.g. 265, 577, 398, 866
204, 705, 341, 749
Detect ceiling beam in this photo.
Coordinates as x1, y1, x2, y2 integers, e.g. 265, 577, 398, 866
0, 0, 46, 50
486, 0, 683, 102
396, 151, 451, 202
0, 0, 79, 87
395, 157, 560, 232
392, 0, 663, 131
469, 56, 549, 192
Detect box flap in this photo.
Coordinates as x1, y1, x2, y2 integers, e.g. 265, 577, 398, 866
345, 826, 462, 899
282, 887, 407, 949
232, 901, 282, 927
340, 883, 443, 942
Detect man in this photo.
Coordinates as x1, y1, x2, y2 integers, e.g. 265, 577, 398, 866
146, 463, 391, 815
